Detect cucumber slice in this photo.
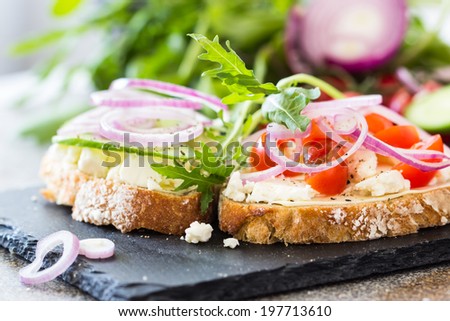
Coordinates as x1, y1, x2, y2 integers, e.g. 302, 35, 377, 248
405, 85, 450, 133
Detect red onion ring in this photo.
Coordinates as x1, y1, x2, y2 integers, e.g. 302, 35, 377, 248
266, 122, 311, 140
264, 108, 368, 174
91, 89, 202, 110
315, 116, 353, 150
399, 149, 450, 161
305, 95, 382, 111
110, 78, 228, 112
79, 238, 115, 259
19, 231, 80, 285
99, 107, 204, 147
362, 105, 450, 156
351, 129, 450, 172
333, 113, 358, 135
299, 0, 408, 72
57, 124, 100, 137
56, 107, 110, 137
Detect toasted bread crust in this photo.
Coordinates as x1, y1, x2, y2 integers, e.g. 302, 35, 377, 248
219, 187, 450, 244
40, 151, 212, 235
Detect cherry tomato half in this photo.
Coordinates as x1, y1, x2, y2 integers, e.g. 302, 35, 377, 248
248, 133, 298, 176
374, 125, 420, 149
306, 163, 348, 196
393, 135, 444, 188
365, 113, 394, 134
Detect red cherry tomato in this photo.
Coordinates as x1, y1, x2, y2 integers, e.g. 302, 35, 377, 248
393, 135, 444, 188
413, 80, 442, 101
389, 88, 412, 114
248, 133, 299, 176
374, 125, 420, 149
248, 141, 276, 172
303, 139, 349, 195
365, 113, 394, 134
303, 120, 327, 145
421, 80, 442, 93
306, 163, 348, 196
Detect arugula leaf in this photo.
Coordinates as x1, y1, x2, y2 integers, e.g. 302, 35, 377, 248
54, 136, 194, 160
261, 87, 320, 132
188, 33, 279, 104
191, 33, 322, 133
194, 143, 235, 177
151, 163, 225, 213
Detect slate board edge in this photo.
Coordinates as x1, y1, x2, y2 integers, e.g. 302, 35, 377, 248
2, 218, 450, 301
110, 238, 450, 300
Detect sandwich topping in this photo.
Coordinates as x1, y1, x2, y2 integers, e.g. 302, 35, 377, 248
47, 34, 450, 212
222, 104, 450, 204
183, 35, 450, 205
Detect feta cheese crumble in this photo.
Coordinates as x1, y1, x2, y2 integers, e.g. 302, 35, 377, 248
78, 148, 112, 178
223, 172, 254, 202
436, 166, 450, 184
347, 150, 378, 182
354, 170, 410, 196
183, 221, 213, 244
223, 238, 240, 249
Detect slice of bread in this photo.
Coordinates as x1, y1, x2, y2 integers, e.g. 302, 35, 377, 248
40, 149, 213, 235
219, 186, 450, 244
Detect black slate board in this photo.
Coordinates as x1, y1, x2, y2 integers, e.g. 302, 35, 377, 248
1, 187, 450, 300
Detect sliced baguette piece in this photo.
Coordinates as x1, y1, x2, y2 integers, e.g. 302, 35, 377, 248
40, 149, 213, 235
219, 186, 450, 244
